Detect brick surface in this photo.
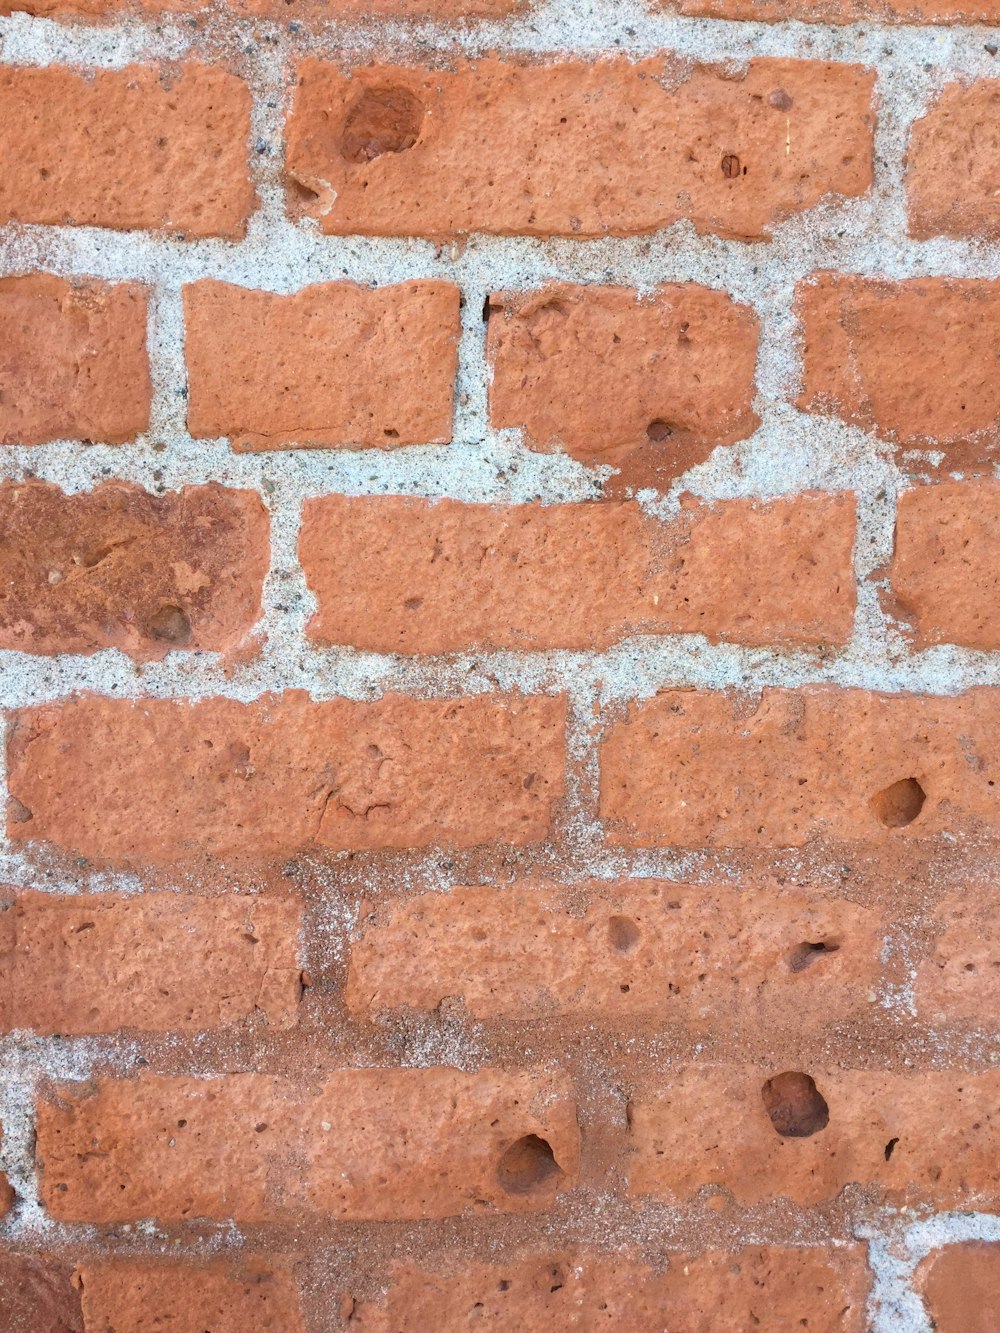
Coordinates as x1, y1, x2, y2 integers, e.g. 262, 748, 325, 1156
674, 0, 1000, 18
797, 273, 1000, 451
300, 492, 855, 653
36, 1069, 580, 1222
915, 1243, 1000, 1333
600, 687, 1000, 848
628, 1066, 1000, 1207
0, 64, 253, 237
0, 480, 267, 659
0, 891, 301, 1035
4, 0, 521, 12
286, 57, 874, 240
347, 881, 882, 1027
0, 1125, 12, 1217
347, 1247, 870, 1332
76, 1260, 304, 1332
486, 284, 759, 476
907, 81, 1000, 241
0, 275, 150, 446
7, 692, 565, 866
0, 1254, 81, 1333
184, 279, 460, 451
914, 893, 1000, 1025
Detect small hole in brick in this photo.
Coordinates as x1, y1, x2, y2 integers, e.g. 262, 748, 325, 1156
496, 1134, 564, 1195
646, 419, 674, 443
341, 87, 424, 164
608, 915, 641, 953
383, 427, 399, 439
884, 1136, 899, 1161
8, 797, 32, 824
870, 777, 926, 828
147, 604, 192, 647
786, 939, 841, 973
761, 1071, 829, 1138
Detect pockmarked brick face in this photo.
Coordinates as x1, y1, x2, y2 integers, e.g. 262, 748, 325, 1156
286, 57, 874, 240
3, 0, 522, 13
0, 1253, 82, 1331
672, 0, 1000, 20
906, 80, 1000, 241
915, 1244, 1000, 1333
913, 893, 1000, 1025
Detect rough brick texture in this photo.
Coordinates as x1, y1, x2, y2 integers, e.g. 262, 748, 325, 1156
673, 0, 1000, 18
914, 893, 1000, 1024
0, 1254, 81, 1333
4, 0, 521, 13
184, 280, 460, 451
300, 492, 856, 653
915, 1244, 1000, 1333
907, 81, 1000, 241
286, 57, 874, 240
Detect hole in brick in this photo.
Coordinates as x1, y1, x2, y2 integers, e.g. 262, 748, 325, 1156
146, 604, 192, 647
884, 1136, 899, 1161
722, 153, 741, 178
341, 87, 424, 164
608, 915, 641, 954
496, 1134, 564, 1195
383, 427, 399, 439
646, 419, 674, 443
761, 1072, 829, 1138
870, 777, 926, 828
8, 797, 32, 824
786, 939, 841, 973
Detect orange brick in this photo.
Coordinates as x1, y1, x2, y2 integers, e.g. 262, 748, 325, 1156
0, 275, 149, 446
0, 481, 267, 659
2, 0, 520, 13
286, 57, 874, 240
300, 493, 855, 654
486, 284, 759, 475
628, 1066, 1000, 1207
347, 881, 882, 1028
0, 1127, 12, 1217
37, 1069, 579, 1223
184, 280, 460, 451
915, 1243, 1000, 1333
914, 892, 1000, 1025
0, 65, 253, 237
600, 687, 1000, 848
907, 81, 1000, 241
0, 891, 301, 1035
7, 692, 565, 867
0, 1254, 80, 1329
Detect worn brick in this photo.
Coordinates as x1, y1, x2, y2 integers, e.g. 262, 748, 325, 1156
907, 81, 1000, 241
37, 1069, 579, 1222
0, 1126, 12, 1217
914, 893, 1000, 1025
184, 279, 460, 451
0, 891, 301, 1035
915, 1243, 1000, 1333
347, 881, 882, 1028
673, 0, 1000, 19
4, 0, 521, 12
0, 480, 267, 659
0, 275, 150, 446
600, 687, 1000, 848
300, 492, 855, 653
7, 692, 565, 867
286, 57, 874, 240
628, 1066, 1000, 1207
0, 1254, 81, 1333
347, 1247, 870, 1332
486, 284, 759, 476
0, 65, 253, 237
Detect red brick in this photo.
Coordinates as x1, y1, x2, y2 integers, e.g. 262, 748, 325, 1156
347, 880, 882, 1028
7, 692, 565, 867
0, 891, 301, 1035
891, 482, 1000, 650
915, 1243, 1000, 1333
0, 481, 267, 659
907, 81, 1000, 241
486, 284, 759, 477
36, 1069, 579, 1222
2, 0, 520, 13
914, 892, 1000, 1025
0, 65, 253, 238
285, 58, 874, 241
797, 273, 1000, 452
628, 1066, 1000, 1207
0, 1126, 12, 1217
0, 275, 149, 446
0, 1254, 81, 1333
347, 1247, 870, 1332
76, 1260, 304, 1332
600, 687, 1000, 848
300, 492, 855, 654
184, 280, 460, 451
673, 0, 1000, 19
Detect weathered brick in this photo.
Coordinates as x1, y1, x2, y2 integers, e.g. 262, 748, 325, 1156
0, 65, 253, 237
673, 0, 1000, 20
76, 1260, 304, 1333
0, 1254, 81, 1333
286, 57, 874, 240
347, 881, 882, 1028
600, 687, 1000, 848
347, 1247, 870, 1332
37, 1069, 579, 1222
184, 279, 460, 451
0, 1126, 12, 1217
907, 81, 1000, 241
797, 273, 1000, 451
915, 1243, 1000, 1333
628, 1066, 1000, 1207
0, 275, 150, 446
4, 0, 521, 12
0, 480, 267, 659
914, 893, 1000, 1025
300, 492, 855, 654
891, 482, 1000, 651
0, 891, 301, 1035
486, 284, 759, 477
7, 692, 565, 866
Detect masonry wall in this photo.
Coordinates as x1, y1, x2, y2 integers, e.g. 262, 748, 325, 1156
0, 0, 999, 1329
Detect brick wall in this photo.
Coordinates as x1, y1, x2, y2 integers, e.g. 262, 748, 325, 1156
0, 0, 998, 1328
